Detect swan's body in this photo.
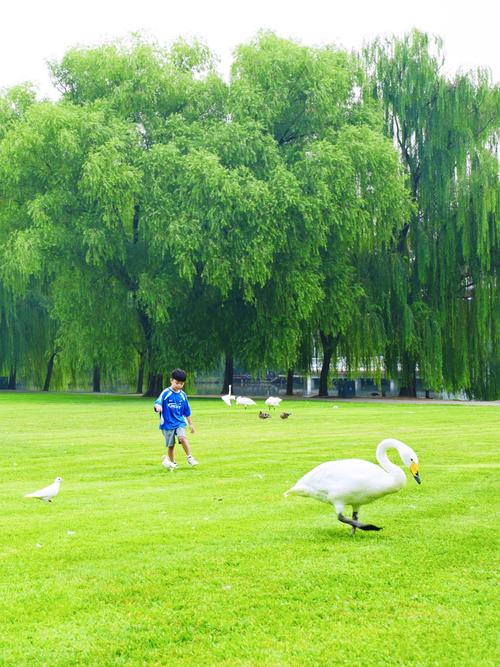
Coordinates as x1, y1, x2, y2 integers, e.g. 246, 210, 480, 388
221, 384, 236, 407
265, 396, 282, 409
236, 396, 256, 407
285, 439, 420, 532
25, 477, 63, 502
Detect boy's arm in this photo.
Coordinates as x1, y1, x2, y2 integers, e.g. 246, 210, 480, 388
154, 391, 164, 413
184, 397, 195, 432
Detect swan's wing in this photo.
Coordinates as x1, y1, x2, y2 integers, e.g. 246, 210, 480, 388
286, 460, 386, 501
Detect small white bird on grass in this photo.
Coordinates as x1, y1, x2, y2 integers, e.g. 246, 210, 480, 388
236, 396, 256, 408
265, 396, 282, 410
221, 384, 236, 407
285, 438, 421, 534
25, 477, 63, 502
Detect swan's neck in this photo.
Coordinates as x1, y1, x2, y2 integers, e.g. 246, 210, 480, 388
376, 439, 407, 487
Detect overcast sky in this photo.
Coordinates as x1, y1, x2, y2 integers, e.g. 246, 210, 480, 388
2, 0, 499, 98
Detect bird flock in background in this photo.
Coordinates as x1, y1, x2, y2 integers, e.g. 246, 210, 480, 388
221, 385, 291, 420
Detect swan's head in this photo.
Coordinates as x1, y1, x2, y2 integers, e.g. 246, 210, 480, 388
55, 477, 63, 483
398, 445, 421, 484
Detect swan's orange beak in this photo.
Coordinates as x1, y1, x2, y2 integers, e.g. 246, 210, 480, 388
410, 462, 421, 484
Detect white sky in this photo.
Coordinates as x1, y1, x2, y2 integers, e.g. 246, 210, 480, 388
2, 0, 499, 99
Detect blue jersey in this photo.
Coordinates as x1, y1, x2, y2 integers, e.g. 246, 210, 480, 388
154, 388, 191, 430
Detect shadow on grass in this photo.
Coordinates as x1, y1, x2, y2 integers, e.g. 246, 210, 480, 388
286, 524, 395, 545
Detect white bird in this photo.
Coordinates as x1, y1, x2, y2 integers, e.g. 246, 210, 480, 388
25, 477, 63, 502
221, 384, 236, 407
265, 396, 282, 410
285, 438, 421, 533
236, 396, 256, 408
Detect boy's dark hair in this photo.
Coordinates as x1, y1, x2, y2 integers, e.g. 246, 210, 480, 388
171, 368, 187, 382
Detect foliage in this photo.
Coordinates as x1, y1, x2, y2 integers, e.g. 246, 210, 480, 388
364, 30, 499, 397
0, 31, 497, 397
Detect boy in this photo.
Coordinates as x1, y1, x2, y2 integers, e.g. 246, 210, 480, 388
154, 369, 198, 469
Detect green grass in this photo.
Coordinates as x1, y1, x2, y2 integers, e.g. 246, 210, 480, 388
0, 392, 498, 666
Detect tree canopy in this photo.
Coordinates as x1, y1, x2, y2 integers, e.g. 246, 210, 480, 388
0, 31, 498, 399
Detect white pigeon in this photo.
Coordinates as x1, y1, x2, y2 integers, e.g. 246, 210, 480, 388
236, 396, 256, 407
221, 384, 236, 407
25, 477, 63, 502
265, 396, 282, 409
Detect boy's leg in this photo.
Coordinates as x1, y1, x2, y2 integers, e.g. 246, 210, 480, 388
177, 436, 191, 458
176, 427, 197, 465
163, 430, 177, 463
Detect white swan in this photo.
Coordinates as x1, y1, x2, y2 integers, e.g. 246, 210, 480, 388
285, 438, 420, 533
235, 396, 256, 407
221, 384, 236, 407
265, 396, 282, 409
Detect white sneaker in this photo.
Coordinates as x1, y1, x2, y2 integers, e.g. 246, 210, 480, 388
187, 456, 199, 467
162, 456, 177, 470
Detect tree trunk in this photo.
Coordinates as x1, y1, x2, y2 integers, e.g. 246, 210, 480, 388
7, 366, 16, 390
286, 368, 294, 396
145, 372, 163, 398
222, 354, 234, 394
399, 353, 417, 397
137, 308, 158, 398
93, 365, 101, 393
43, 351, 58, 391
133, 204, 140, 244
136, 352, 146, 394
318, 332, 336, 397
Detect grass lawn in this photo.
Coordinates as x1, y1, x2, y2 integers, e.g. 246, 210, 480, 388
0, 392, 498, 666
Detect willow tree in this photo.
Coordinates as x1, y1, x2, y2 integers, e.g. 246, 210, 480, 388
365, 30, 499, 398
229, 33, 411, 395
0, 283, 54, 389
121, 37, 324, 391
48, 37, 246, 394
0, 86, 55, 389
0, 100, 145, 391
140, 122, 293, 391
3, 38, 303, 394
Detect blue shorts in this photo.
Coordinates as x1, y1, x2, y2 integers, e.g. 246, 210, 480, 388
162, 427, 186, 447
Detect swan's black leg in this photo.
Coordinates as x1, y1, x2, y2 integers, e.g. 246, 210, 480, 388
351, 511, 358, 535
338, 513, 382, 531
